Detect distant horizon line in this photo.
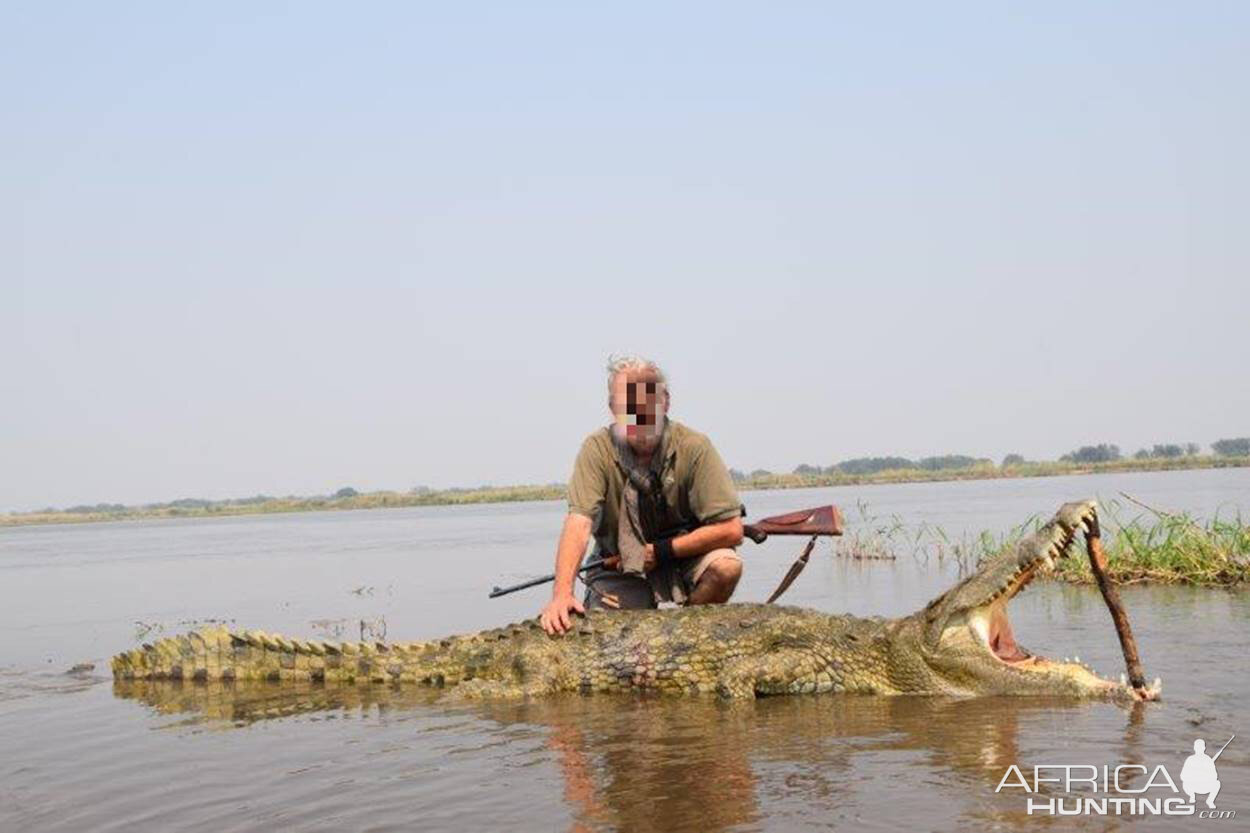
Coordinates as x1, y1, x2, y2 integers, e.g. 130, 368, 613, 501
8, 439, 1249, 520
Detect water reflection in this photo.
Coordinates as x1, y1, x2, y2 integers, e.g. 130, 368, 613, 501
113, 680, 1148, 831
112, 679, 444, 725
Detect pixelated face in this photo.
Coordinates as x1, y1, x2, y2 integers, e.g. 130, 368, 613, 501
609, 369, 669, 453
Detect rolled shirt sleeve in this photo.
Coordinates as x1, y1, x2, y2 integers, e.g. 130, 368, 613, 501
567, 433, 609, 519
687, 440, 741, 524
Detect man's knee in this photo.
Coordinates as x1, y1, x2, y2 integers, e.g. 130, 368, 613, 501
695, 551, 742, 600
706, 554, 743, 587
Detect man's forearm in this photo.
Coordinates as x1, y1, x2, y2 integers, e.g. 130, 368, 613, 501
553, 513, 592, 596
670, 517, 744, 559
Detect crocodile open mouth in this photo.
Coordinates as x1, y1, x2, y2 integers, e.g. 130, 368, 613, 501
970, 572, 1125, 692
970, 585, 1041, 667
986, 601, 1028, 662
965, 503, 1160, 699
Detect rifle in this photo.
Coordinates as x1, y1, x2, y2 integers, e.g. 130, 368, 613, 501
487, 516, 716, 599
488, 505, 843, 600
488, 556, 610, 599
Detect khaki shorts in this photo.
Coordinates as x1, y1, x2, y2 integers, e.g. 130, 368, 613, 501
582, 547, 741, 610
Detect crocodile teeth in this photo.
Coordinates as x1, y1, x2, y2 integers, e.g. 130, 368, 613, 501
1074, 655, 1080, 664
1120, 673, 1127, 685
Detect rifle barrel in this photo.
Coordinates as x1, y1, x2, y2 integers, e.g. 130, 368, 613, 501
485, 523, 699, 599
488, 557, 606, 598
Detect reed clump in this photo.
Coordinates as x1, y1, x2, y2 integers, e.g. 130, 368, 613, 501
830, 499, 1032, 575
826, 498, 1249, 587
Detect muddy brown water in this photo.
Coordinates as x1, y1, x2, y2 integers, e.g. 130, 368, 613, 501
2, 469, 1248, 831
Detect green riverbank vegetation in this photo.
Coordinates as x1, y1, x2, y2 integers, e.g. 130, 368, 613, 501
836, 497, 1250, 587
3, 484, 567, 527
1048, 498, 1250, 587
5, 437, 1248, 529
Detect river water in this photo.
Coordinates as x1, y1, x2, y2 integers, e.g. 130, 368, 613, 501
1, 469, 1247, 831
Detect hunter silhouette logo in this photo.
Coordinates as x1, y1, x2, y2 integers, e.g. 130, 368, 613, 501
1182, 736, 1233, 809
995, 733, 1237, 818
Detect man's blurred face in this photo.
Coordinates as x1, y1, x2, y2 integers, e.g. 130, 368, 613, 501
610, 370, 669, 455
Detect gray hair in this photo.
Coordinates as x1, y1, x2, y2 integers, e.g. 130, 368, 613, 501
606, 353, 667, 402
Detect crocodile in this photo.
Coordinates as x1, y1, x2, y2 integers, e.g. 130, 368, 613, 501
110, 500, 1160, 701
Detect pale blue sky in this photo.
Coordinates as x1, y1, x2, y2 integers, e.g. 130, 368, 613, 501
5, 3, 1248, 511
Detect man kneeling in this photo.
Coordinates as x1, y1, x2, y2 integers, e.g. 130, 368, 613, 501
540, 355, 743, 635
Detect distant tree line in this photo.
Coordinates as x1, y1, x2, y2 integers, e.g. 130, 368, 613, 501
1060, 444, 1122, 464
1058, 439, 1250, 464
730, 455, 993, 481
64, 502, 129, 514
725, 436, 1250, 482
1213, 437, 1250, 456
1132, 443, 1202, 460
59, 494, 282, 515
794, 456, 993, 476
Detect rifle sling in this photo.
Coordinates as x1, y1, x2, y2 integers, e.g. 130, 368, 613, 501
765, 535, 818, 604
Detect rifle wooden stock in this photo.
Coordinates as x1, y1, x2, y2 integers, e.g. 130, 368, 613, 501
745, 505, 843, 543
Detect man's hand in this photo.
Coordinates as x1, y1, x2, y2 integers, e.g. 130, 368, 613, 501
540, 591, 585, 635
541, 513, 592, 634
600, 545, 657, 575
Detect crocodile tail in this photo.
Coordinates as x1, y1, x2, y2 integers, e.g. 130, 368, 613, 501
109, 624, 524, 686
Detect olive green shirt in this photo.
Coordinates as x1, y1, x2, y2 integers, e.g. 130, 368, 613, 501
567, 420, 741, 555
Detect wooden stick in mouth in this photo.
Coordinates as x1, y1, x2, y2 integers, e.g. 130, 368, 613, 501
1083, 513, 1148, 693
